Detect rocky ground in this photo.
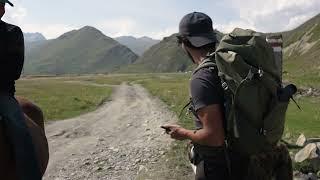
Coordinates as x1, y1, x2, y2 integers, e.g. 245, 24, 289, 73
43, 84, 178, 180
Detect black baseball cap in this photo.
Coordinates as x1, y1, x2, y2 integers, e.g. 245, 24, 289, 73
178, 12, 218, 47
0, 0, 14, 7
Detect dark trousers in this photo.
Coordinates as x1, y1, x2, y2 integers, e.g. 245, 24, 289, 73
195, 159, 230, 180
193, 145, 230, 180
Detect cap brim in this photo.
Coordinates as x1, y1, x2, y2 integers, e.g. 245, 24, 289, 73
186, 33, 218, 47
6, 0, 14, 6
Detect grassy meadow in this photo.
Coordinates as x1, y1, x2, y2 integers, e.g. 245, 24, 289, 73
16, 77, 113, 120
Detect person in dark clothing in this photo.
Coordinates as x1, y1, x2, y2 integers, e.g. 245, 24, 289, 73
162, 12, 230, 180
0, 0, 24, 97
0, 1, 46, 179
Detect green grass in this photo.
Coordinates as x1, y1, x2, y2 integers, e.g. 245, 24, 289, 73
285, 96, 320, 139
16, 78, 113, 120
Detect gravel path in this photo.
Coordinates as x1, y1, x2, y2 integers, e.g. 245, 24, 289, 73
43, 84, 177, 180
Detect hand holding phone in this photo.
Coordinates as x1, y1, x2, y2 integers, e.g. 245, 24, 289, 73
161, 126, 171, 134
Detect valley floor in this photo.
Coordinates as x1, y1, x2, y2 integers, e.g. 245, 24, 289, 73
43, 84, 183, 180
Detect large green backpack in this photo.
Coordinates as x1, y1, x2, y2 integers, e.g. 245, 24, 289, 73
199, 28, 297, 155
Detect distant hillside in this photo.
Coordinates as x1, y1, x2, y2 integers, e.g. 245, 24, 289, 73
120, 31, 223, 73
115, 36, 160, 56
281, 13, 320, 88
24, 32, 46, 42
24, 26, 138, 75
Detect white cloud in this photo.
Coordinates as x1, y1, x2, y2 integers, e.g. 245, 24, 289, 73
22, 24, 78, 39
228, 0, 320, 32
96, 18, 137, 37
3, 0, 320, 39
146, 27, 177, 40
2, 4, 77, 39
96, 18, 176, 39
215, 20, 256, 34
284, 13, 317, 31
2, 4, 27, 24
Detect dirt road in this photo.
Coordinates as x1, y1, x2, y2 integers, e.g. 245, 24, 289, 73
44, 84, 177, 180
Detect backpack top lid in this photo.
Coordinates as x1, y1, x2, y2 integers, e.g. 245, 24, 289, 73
216, 28, 281, 84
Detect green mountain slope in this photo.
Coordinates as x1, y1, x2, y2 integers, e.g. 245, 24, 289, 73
282, 13, 320, 88
115, 36, 160, 56
24, 26, 138, 75
119, 34, 191, 73
120, 31, 223, 73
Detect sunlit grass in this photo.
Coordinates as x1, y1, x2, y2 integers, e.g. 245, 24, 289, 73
16, 78, 113, 120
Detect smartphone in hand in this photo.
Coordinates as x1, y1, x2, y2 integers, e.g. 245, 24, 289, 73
161, 126, 171, 134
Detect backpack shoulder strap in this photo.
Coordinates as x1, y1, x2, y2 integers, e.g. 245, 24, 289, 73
192, 53, 217, 75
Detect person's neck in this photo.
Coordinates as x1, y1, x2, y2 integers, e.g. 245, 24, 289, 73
194, 55, 209, 65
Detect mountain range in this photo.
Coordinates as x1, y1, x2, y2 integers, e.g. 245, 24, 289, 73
24, 32, 46, 42
115, 36, 159, 56
119, 31, 223, 73
23, 13, 320, 80
24, 26, 138, 75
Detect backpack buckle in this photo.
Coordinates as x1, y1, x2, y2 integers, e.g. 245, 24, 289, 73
222, 82, 229, 90
259, 128, 267, 136
258, 69, 264, 78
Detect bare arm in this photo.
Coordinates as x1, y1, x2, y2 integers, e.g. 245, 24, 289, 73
183, 104, 225, 146
163, 104, 225, 147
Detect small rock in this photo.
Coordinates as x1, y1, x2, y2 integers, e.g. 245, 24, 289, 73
109, 147, 119, 153
135, 159, 141, 164
295, 143, 318, 162
306, 88, 313, 96
145, 128, 151, 131
296, 134, 307, 147
138, 165, 147, 172
307, 173, 318, 180
317, 171, 320, 177
94, 167, 103, 171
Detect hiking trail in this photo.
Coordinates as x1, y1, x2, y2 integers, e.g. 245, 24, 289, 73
44, 83, 177, 180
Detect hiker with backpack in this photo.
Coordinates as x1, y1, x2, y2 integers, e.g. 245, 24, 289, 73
162, 12, 296, 180
162, 12, 230, 180
0, 1, 48, 179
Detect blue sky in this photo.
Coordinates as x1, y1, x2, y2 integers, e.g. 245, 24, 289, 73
3, 0, 320, 39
